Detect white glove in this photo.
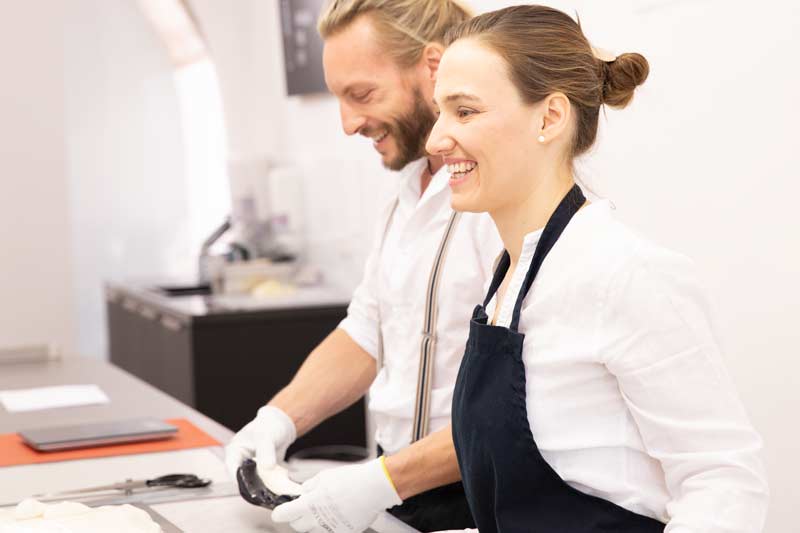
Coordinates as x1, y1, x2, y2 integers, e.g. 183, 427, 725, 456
271, 457, 402, 533
224, 405, 297, 480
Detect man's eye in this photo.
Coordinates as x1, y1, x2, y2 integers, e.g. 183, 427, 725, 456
352, 90, 373, 102
457, 108, 476, 119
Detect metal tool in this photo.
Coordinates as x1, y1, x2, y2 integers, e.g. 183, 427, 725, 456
34, 474, 212, 500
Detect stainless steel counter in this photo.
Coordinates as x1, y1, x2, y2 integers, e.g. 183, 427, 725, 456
106, 281, 351, 327
0, 358, 415, 533
0, 358, 231, 441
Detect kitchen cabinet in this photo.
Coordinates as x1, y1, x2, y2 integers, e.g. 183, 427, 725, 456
105, 282, 365, 457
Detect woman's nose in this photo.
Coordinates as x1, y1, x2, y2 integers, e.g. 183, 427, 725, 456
426, 117, 455, 156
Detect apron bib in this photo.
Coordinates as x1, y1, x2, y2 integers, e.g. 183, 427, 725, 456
452, 185, 665, 533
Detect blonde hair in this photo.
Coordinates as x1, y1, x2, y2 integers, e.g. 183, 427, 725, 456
318, 0, 474, 68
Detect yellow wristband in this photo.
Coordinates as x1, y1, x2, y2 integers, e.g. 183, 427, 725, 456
379, 455, 399, 493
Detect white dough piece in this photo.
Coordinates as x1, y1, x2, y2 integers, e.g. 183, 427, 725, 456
12, 499, 47, 520
42, 502, 92, 519
0, 500, 162, 533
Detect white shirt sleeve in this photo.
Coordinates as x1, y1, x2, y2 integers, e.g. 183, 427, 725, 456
337, 201, 395, 359
599, 251, 769, 532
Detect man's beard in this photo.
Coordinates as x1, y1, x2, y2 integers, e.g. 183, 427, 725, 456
383, 89, 437, 171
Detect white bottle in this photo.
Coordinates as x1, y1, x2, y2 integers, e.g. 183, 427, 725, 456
266, 164, 306, 261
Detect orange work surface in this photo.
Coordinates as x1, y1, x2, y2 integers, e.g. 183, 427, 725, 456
0, 418, 220, 468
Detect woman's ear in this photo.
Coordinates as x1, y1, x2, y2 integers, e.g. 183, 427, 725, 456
536, 92, 571, 144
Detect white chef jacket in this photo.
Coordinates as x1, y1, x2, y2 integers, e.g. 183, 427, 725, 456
339, 158, 502, 454
483, 199, 768, 532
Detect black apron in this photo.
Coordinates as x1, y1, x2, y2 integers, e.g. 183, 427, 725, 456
452, 185, 666, 533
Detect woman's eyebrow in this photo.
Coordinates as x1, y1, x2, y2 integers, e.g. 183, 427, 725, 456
433, 92, 482, 106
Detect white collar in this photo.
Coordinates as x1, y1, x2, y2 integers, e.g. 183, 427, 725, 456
397, 158, 450, 206
518, 199, 613, 256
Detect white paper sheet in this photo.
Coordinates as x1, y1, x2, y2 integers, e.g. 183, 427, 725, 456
0, 384, 109, 412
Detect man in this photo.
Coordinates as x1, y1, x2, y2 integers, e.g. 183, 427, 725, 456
225, 1, 499, 531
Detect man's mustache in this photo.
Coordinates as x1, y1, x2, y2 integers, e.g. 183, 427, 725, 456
360, 123, 392, 139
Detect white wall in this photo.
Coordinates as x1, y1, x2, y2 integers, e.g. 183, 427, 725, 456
64, 0, 197, 359
2, 0, 229, 360
0, 2, 75, 355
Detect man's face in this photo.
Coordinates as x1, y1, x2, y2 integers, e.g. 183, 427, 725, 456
323, 15, 436, 170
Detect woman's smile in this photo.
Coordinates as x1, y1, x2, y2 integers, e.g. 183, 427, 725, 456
445, 158, 478, 187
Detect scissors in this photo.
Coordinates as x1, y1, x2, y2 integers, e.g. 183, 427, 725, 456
34, 474, 212, 500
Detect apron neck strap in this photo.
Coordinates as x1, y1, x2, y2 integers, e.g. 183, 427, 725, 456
482, 251, 511, 308
509, 184, 586, 332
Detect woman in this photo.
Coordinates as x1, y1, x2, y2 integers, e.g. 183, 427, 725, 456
425, 5, 768, 533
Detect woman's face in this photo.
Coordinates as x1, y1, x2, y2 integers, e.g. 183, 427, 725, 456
427, 39, 544, 214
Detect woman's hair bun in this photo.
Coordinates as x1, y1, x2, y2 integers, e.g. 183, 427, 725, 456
601, 52, 649, 108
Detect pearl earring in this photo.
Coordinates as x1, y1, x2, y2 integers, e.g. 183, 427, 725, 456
537, 135, 545, 143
